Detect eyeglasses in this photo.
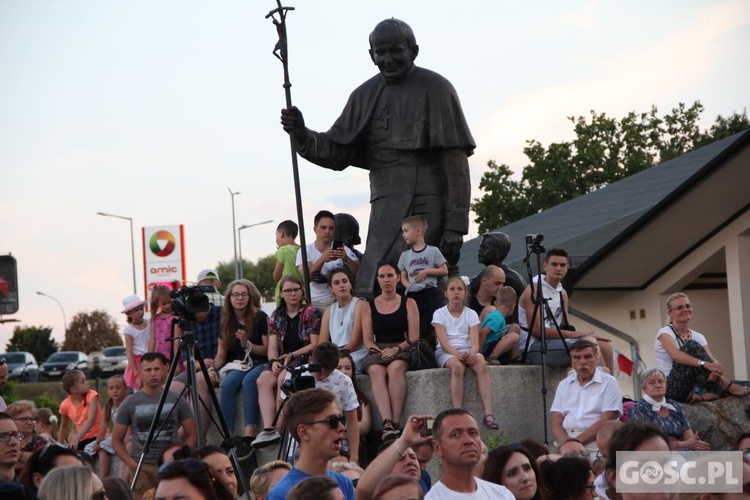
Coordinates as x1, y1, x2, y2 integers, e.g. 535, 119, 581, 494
0, 431, 24, 442
158, 459, 209, 478
303, 414, 346, 429
14, 417, 37, 423
282, 287, 302, 294
91, 489, 107, 500
670, 303, 693, 311
564, 450, 590, 459
231, 292, 249, 299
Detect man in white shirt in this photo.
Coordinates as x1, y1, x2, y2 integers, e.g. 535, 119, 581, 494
278, 343, 360, 461
426, 408, 515, 499
519, 247, 613, 372
296, 210, 359, 310
550, 339, 622, 460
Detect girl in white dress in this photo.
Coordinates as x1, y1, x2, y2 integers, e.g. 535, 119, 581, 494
433, 276, 499, 429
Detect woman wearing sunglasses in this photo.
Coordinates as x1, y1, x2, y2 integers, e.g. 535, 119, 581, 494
655, 293, 749, 403
155, 459, 234, 500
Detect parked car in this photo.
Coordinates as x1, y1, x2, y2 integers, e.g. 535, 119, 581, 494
39, 351, 88, 380
0, 351, 39, 382
101, 346, 127, 375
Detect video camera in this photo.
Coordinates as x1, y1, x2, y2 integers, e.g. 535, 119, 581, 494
281, 360, 322, 395
170, 285, 213, 320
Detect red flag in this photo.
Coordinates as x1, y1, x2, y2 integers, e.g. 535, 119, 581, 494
618, 353, 634, 376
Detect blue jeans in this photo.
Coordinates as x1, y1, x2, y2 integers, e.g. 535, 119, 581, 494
219, 363, 266, 431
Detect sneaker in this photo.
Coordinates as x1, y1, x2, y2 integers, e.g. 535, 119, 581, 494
381, 419, 400, 442
252, 428, 281, 449
236, 436, 255, 461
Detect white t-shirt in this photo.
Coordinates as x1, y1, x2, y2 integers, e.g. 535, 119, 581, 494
518, 274, 565, 351
123, 321, 151, 355
426, 478, 515, 500
296, 243, 359, 305
432, 306, 480, 353
654, 326, 708, 377
280, 366, 359, 412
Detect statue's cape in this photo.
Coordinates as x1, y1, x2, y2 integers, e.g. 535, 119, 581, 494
325, 66, 476, 169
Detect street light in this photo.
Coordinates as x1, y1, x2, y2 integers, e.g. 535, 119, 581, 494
97, 212, 137, 294
36, 291, 67, 337
238, 220, 274, 277
228, 188, 241, 281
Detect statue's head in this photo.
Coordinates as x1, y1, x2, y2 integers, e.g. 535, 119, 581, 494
478, 232, 511, 265
334, 213, 361, 247
369, 19, 419, 85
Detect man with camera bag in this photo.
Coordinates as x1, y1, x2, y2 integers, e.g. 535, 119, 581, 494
278, 343, 360, 462
519, 247, 613, 371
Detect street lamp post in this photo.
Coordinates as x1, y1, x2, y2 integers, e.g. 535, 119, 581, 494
36, 291, 67, 337
238, 220, 274, 277
228, 188, 241, 281
97, 212, 137, 294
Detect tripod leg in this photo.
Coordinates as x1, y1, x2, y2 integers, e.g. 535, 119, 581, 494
191, 339, 251, 496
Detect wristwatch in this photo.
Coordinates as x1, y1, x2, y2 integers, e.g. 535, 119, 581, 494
699, 360, 706, 368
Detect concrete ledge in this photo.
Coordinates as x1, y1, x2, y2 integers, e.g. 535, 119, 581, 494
208, 365, 567, 447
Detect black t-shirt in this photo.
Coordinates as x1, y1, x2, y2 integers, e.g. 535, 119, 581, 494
227, 310, 270, 364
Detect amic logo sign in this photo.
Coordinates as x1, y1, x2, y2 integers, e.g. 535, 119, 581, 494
149, 230, 176, 257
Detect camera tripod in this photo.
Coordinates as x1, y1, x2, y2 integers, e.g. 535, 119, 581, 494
131, 320, 250, 496
520, 235, 570, 444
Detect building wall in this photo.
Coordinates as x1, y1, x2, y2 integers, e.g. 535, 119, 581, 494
571, 209, 750, 394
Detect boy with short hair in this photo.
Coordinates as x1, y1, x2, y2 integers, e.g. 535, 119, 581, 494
398, 215, 448, 340
273, 220, 303, 305
479, 286, 520, 365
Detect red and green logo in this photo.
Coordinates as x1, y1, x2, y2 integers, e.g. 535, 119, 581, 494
149, 230, 176, 257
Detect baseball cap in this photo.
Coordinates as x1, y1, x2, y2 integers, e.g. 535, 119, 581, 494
197, 269, 219, 283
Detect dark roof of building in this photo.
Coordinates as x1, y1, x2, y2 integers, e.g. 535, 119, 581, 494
459, 129, 750, 289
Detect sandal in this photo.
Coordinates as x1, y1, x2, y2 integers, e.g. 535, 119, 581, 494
724, 382, 750, 397
483, 414, 500, 430
486, 357, 501, 366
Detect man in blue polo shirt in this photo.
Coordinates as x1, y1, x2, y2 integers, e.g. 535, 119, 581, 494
266, 388, 355, 500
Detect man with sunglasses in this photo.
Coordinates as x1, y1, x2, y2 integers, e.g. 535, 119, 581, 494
266, 388, 355, 500
0, 412, 22, 485
0, 357, 8, 412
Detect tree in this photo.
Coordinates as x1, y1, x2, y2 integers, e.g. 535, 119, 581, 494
62, 310, 122, 353
216, 254, 278, 302
5, 325, 58, 363
471, 102, 749, 233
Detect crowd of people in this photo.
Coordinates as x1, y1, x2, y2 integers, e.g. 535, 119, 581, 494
1, 212, 749, 499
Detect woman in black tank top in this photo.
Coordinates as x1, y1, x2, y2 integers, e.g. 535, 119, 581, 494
360, 262, 419, 441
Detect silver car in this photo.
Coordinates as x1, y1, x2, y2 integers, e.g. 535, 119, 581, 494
1, 351, 39, 382
101, 346, 127, 375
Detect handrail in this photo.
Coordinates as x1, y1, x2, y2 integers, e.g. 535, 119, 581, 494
569, 306, 642, 399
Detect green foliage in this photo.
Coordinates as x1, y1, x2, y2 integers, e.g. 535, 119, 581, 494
1, 379, 20, 404
484, 430, 507, 451
62, 309, 122, 353
34, 392, 62, 413
5, 325, 59, 363
217, 254, 277, 302
472, 102, 750, 233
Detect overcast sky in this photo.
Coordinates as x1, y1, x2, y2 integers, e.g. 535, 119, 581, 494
1, 0, 748, 351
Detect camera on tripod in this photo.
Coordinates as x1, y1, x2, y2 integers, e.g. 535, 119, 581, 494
525, 233, 545, 254
170, 285, 213, 320
281, 360, 322, 395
